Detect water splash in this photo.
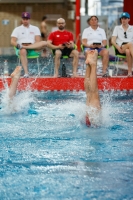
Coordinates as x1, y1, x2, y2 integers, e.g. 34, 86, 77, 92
0, 54, 54, 114
100, 91, 115, 127
0, 87, 34, 115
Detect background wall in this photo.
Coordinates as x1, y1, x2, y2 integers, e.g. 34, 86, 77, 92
0, 3, 75, 47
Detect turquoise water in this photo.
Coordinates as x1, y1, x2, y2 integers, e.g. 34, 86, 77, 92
0, 90, 133, 199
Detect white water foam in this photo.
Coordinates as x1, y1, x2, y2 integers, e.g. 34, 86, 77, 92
0, 87, 34, 115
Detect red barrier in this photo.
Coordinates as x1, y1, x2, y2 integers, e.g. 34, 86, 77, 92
0, 77, 133, 91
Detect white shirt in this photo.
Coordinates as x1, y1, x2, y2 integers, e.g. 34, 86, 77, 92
112, 25, 133, 46
11, 24, 41, 44
82, 26, 107, 45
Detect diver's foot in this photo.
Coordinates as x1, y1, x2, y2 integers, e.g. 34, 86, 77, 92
11, 66, 22, 79
85, 50, 98, 66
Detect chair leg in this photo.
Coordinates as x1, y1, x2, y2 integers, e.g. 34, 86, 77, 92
115, 56, 119, 76
18, 58, 21, 65
82, 60, 86, 76
52, 57, 55, 76
37, 57, 40, 76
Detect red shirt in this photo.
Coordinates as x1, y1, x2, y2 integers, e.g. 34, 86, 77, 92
48, 30, 74, 45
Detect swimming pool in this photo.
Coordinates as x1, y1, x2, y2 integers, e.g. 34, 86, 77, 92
0, 90, 133, 199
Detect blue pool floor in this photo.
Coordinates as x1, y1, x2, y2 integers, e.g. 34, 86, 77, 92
0, 90, 133, 199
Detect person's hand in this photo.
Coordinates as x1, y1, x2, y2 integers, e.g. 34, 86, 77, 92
97, 44, 103, 48
89, 44, 99, 48
89, 44, 103, 49
16, 43, 23, 49
93, 44, 102, 48
89, 44, 95, 48
65, 42, 73, 48
58, 44, 65, 49
117, 46, 124, 54
121, 43, 128, 52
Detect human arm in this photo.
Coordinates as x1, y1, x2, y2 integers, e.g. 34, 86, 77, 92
35, 35, 41, 43
95, 30, 107, 48
111, 26, 124, 54
11, 37, 18, 47
111, 36, 124, 54
82, 38, 92, 48
34, 27, 41, 43
47, 39, 64, 50
64, 41, 74, 49
82, 29, 95, 48
92, 29, 107, 48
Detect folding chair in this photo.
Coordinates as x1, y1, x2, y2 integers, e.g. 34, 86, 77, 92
112, 46, 126, 75
14, 47, 40, 75
52, 44, 77, 77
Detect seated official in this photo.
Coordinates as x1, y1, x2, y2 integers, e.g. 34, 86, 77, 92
82, 15, 109, 77
47, 18, 79, 77
112, 12, 133, 77
11, 12, 41, 78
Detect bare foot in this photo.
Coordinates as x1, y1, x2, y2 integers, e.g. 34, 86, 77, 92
11, 66, 22, 79
53, 73, 59, 78
72, 72, 79, 77
85, 50, 98, 65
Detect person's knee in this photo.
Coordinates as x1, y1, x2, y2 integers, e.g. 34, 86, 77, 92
128, 42, 133, 48
125, 49, 131, 56
101, 49, 109, 59
19, 49, 27, 56
54, 50, 62, 58
72, 50, 79, 58
103, 49, 109, 56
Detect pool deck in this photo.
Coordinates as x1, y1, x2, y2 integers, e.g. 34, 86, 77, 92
0, 76, 133, 91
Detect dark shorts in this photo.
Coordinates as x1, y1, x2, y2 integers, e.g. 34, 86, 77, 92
53, 47, 74, 57
115, 48, 126, 56
84, 47, 105, 54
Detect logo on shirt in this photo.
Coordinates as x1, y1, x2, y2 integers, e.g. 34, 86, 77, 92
56, 35, 60, 37
30, 32, 34, 34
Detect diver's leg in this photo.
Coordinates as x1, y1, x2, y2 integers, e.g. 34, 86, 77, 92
85, 50, 100, 107
8, 66, 22, 98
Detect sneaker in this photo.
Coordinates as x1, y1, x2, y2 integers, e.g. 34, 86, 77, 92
102, 72, 110, 77
23, 74, 29, 78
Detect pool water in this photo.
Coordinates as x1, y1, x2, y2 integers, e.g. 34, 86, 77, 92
0, 90, 133, 199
